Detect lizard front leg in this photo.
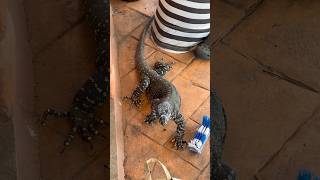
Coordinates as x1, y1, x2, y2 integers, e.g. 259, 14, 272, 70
40, 108, 69, 126
172, 113, 186, 149
145, 110, 157, 125
130, 75, 150, 107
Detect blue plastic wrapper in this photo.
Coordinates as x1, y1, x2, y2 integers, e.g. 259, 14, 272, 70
188, 115, 210, 154
298, 169, 320, 180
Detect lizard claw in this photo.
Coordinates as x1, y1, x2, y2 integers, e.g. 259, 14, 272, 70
171, 136, 186, 150
121, 96, 130, 101
144, 118, 153, 125
122, 96, 142, 108
144, 119, 153, 125
144, 115, 156, 125
132, 99, 142, 108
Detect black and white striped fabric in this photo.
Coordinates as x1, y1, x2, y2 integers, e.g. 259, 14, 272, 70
151, 0, 210, 53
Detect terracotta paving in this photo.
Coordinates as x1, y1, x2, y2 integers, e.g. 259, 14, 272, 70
213, 0, 320, 179
113, 1, 210, 179
25, 0, 107, 179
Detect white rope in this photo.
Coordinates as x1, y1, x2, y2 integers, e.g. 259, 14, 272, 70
144, 158, 181, 180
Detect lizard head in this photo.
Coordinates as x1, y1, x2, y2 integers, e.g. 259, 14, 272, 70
156, 101, 172, 126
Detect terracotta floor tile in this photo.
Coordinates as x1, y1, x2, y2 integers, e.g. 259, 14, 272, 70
129, 113, 177, 145
212, 44, 319, 179
221, 0, 260, 10
191, 97, 210, 124
164, 51, 195, 65
118, 37, 155, 78
24, 0, 84, 54
124, 125, 200, 179
197, 164, 210, 180
164, 119, 210, 171
34, 22, 98, 135
131, 20, 156, 47
146, 51, 187, 81
40, 128, 105, 180
72, 151, 107, 180
110, 0, 127, 10
181, 59, 210, 90
258, 110, 320, 180
125, 0, 158, 17
224, 0, 320, 91
173, 76, 210, 119
213, 0, 244, 43
112, 6, 147, 41
131, 21, 195, 65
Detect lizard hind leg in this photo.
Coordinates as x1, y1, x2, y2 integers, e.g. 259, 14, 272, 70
40, 108, 69, 126
89, 121, 106, 139
153, 60, 174, 76
80, 127, 94, 143
60, 126, 77, 154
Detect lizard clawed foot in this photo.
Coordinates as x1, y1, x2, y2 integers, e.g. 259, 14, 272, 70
171, 136, 187, 150
144, 114, 156, 125
132, 98, 142, 108
154, 60, 175, 76
122, 96, 143, 108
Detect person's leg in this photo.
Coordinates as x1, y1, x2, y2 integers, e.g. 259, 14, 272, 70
195, 34, 212, 60
211, 89, 237, 179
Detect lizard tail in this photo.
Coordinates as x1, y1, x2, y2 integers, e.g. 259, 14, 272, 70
135, 16, 159, 78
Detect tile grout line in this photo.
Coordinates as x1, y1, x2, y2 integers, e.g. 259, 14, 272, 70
221, 42, 319, 94
33, 16, 86, 60
213, 0, 265, 47
196, 162, 210, 180
189, 95, 210, 123
125, 6, 152, 18
221, 0, 247, 10
119, 48, 157, 79
126, 123, 201, 171
191, 82, 210, 91
162, 132, 202, 171
71, 148, 107, 179
189, 118, 201, 125
115, 5, 150, 44
255, 103, 320, 175
176, 75, 210, 93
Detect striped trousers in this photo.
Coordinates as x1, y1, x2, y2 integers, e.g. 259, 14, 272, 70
151, 0, 210, 53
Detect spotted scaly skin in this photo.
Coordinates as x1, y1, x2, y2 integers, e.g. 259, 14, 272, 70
40, 0, 108, 152
129, 16, 186, 149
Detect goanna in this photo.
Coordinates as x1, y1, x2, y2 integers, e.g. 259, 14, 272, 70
40, 0, 108, 152
128, 16, 186, 149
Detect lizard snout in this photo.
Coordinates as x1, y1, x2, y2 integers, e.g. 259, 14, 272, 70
159, 116, 168, 126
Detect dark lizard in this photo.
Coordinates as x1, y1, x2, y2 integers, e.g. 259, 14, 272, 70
128, 16, 186, 149
40, 0, 108, 152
